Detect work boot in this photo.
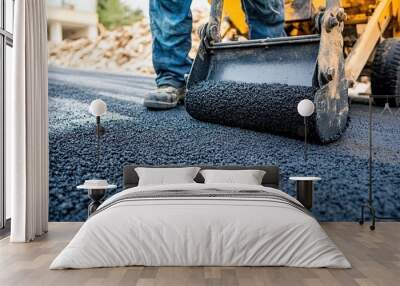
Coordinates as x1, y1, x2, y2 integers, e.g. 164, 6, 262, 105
144, 85, 186, 110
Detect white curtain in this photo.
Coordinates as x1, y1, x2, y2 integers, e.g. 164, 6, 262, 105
6, 0, 49, 242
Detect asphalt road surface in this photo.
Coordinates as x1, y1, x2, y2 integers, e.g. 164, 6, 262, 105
48, 66, 400, 222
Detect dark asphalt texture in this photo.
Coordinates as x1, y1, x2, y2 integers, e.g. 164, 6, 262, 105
186, 81, 319, 140
49, 68, 400, 222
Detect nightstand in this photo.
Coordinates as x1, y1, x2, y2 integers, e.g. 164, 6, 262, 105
77, 182, 117, 216
289, 177, 321, 210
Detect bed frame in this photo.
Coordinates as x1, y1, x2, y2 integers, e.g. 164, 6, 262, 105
123, 165, 280, 190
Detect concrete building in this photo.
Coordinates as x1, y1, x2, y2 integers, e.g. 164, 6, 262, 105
47, 0, 98, 43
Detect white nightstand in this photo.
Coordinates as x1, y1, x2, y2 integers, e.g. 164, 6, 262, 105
289, 177, 321, 209
77, 182, 117, 216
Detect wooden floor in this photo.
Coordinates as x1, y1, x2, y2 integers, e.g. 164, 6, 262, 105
0, 222, 399, 286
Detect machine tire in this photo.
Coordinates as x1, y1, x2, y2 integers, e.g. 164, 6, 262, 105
371, 38, 400, 107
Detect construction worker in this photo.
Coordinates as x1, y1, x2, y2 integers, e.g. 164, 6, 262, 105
144, 0, 286, 109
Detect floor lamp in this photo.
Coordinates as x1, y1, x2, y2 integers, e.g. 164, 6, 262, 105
359, 94, 400, 230
79, 99, 113, 216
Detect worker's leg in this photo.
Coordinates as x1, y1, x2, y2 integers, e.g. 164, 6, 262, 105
241, 0, 286, 39
149, 0, 193, 88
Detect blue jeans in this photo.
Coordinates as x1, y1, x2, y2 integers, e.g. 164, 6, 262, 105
149, 0, 285, 88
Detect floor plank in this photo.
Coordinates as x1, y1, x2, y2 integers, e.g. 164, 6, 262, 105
0, 222, 399, 286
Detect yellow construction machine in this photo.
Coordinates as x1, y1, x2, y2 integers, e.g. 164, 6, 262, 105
218, 0, 400, 105
185, 0, 399, 143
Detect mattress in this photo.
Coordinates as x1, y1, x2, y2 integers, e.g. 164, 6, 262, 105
50, 183, 351, 269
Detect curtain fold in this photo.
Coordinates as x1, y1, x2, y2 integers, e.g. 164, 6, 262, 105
7, 0, 48, 242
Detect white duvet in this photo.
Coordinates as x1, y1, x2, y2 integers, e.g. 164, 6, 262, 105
50, 183, 351, 269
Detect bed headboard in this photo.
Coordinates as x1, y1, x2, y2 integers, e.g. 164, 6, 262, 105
123, 165, 280, 190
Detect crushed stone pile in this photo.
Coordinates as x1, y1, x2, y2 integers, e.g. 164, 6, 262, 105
48, 10, 211, 75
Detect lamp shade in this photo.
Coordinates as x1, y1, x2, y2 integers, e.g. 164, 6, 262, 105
89, 99, 107, 116
297, 99, 315, 117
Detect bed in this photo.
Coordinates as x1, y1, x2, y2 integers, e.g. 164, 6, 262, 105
50, 165, 350, 269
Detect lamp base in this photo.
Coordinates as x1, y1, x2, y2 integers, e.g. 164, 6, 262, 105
360, 201, 400, 231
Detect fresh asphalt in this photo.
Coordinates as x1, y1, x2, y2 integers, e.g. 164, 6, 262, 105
49, 66, 400, 222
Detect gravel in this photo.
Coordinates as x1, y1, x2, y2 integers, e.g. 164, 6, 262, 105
186, 81, 318, 139
49, 79, 400, 222
186, 80, 350, 143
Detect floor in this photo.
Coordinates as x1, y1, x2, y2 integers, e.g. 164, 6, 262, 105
0, 222, 399, 286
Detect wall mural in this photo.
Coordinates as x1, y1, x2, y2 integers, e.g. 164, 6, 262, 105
48, 1, 400, 222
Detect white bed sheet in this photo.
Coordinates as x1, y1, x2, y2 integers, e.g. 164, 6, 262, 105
50, 183, 351, 269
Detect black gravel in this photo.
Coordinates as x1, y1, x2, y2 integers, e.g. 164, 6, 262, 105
49, 78, 400, 222
186, 81, 319, 140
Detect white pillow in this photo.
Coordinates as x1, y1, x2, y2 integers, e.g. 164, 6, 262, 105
200, 169, 266, 185
135, 167, 200, 186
